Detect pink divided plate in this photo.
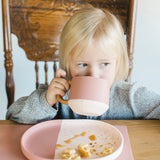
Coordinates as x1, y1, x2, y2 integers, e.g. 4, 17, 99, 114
21, 120, 123, 160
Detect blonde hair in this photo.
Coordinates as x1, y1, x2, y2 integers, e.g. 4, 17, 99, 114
59, 7, 129, 82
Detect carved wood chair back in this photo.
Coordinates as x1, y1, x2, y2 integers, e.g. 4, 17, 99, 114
2, 0, 137, 108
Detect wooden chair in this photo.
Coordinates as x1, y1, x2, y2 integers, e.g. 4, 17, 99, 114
2, 0, 138, 108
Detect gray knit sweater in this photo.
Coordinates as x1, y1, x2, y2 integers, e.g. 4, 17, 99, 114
6, 81, 160, 124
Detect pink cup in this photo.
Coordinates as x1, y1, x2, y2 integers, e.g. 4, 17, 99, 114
57, 76, 110, 116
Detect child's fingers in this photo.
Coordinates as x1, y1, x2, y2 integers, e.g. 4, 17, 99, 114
53, 87, 66, 97
51, 79, 67, 92
51, 77, 69, 91
46, 86, 66, 106
56, 69, 66, 78
46, 71, 69, 106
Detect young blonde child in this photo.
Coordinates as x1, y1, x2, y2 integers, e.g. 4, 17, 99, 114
6, 7, 160, 124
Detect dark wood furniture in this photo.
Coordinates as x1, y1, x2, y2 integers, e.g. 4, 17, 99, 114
2, 0, 137, 108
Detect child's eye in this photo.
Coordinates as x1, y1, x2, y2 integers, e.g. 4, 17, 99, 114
78, 63, 88, 67
101, 63, 109, 67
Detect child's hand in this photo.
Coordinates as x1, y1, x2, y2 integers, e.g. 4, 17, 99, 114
46, 69, 69, 106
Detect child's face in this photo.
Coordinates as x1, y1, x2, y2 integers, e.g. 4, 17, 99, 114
69, 44, 117, 86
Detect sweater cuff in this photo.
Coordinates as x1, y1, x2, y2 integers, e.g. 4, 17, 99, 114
40, 90, 58, 113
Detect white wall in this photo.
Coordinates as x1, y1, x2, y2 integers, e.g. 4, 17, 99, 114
0, 0, 160, 119
132, 0, 160, 93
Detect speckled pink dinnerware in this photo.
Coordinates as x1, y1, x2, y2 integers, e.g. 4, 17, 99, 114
58, 76, 110, 116
21, 120, 124, 160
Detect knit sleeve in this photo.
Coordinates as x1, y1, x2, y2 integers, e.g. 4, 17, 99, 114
6, 84, 58, 124
128, 82, 160, 119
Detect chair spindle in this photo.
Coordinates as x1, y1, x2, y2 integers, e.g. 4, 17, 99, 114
53, 61, 57, 77
35, 61, 39, 89
44, 61, 48, 86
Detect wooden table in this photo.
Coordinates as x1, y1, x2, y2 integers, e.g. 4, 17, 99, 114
0, 120, 160, 160
103, 120, 160, 160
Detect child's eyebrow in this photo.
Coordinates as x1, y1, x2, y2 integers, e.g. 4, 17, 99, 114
98, 59, 113, 61
74, 59, 89, 62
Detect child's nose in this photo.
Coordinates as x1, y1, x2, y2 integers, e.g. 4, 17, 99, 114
87, 67, 100, 78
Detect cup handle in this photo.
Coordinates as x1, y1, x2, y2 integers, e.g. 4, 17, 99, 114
56, 81, 71, 105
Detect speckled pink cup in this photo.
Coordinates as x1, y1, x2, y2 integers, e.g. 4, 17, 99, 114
57, 76, 110, 116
